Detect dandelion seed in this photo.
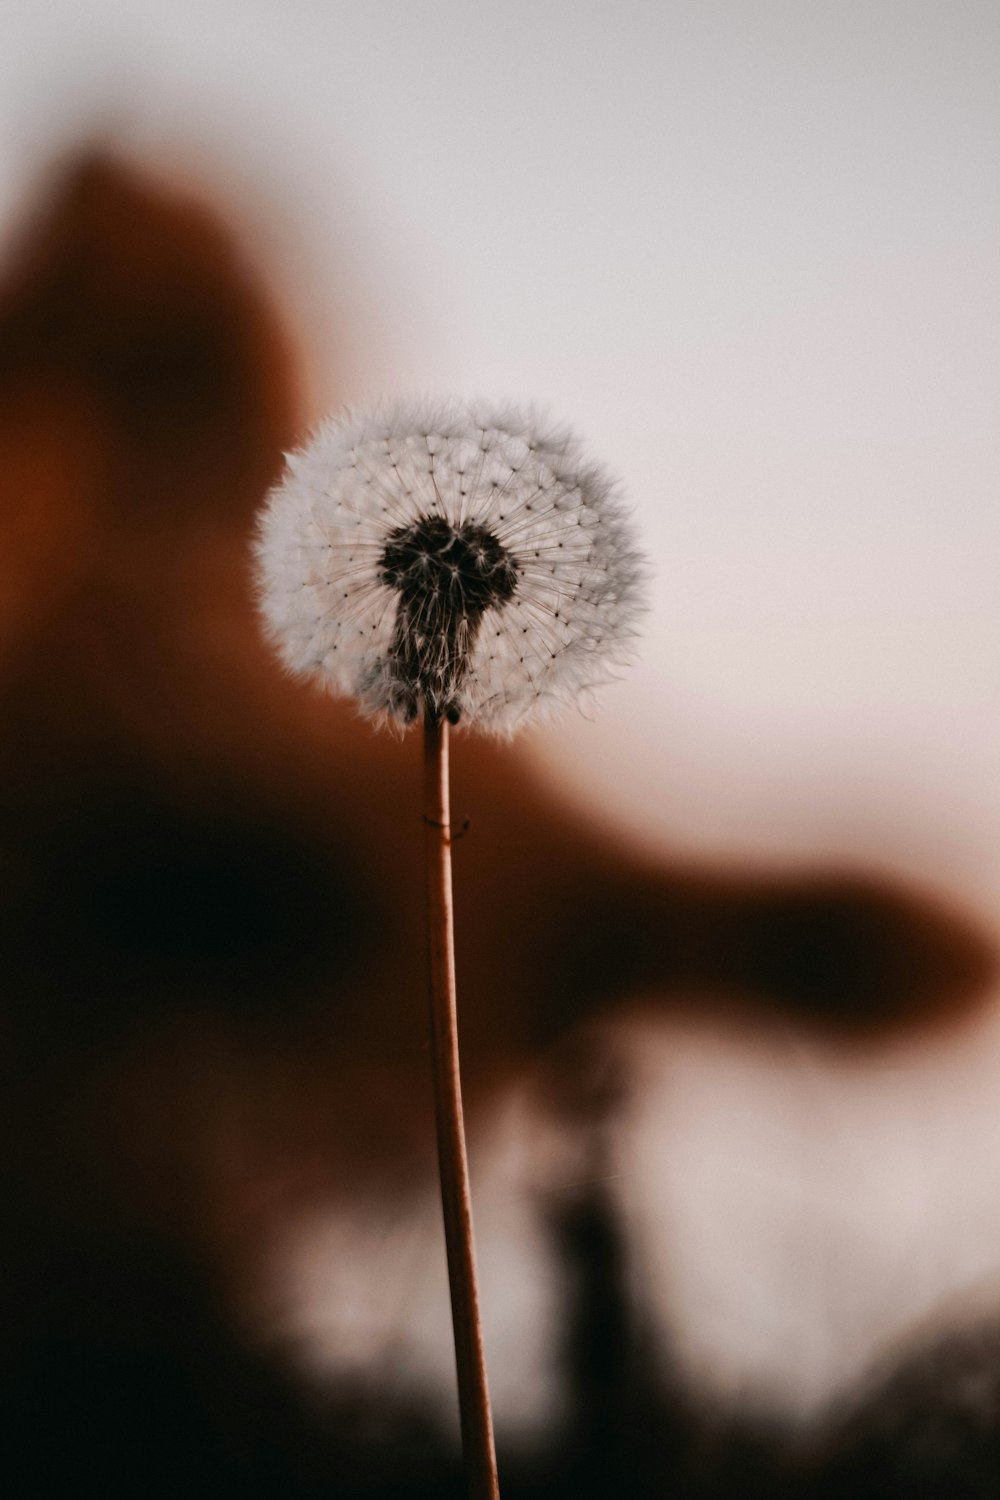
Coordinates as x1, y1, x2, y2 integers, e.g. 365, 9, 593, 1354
254, 398, 645, 734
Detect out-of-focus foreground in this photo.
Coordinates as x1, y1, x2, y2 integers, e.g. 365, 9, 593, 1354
1, 151, 1000, 1497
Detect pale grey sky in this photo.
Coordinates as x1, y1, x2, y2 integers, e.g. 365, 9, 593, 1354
2, 0, 999, 912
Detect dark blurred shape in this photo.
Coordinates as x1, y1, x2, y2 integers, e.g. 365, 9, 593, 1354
541, 1030, 683, 1498
552, 865, 995, 1037
3, 781, 375, 1060
810, 1316, 1000, 1499
0, 150, 296, 522
0, 145, 997, 1497
715, 877, 947, 1019
0, 1212, 309, 1499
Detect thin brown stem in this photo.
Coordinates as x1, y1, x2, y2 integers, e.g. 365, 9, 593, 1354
423, 713, 500, 1500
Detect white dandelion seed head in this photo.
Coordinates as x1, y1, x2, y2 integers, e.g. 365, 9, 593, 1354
254, 398, 647, 736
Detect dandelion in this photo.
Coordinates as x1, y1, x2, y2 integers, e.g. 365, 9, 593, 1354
255, 399, 646, 1500
255, 399, 644, 734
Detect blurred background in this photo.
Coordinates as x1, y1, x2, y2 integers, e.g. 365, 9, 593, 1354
1, 1, 999, 1495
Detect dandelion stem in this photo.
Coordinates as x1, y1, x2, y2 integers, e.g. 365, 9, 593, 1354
423, 712, 500, 1500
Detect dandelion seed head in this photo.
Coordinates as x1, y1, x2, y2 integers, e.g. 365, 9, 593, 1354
254, 398, 647, 734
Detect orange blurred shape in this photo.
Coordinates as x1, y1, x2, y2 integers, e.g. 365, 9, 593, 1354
0, 146, 993, 1274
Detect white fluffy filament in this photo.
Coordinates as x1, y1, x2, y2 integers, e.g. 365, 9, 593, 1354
255, 399, 646, 735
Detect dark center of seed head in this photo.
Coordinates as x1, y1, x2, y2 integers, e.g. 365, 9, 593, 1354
379, 514, 519, 723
